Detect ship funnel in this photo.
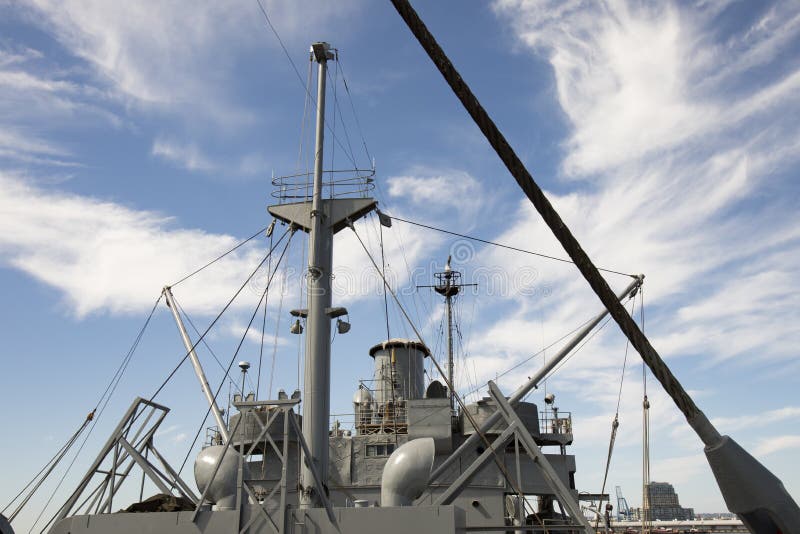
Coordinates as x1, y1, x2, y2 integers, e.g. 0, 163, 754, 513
380, 438, 435, 507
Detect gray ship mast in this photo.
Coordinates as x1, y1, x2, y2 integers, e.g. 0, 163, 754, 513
268, 41, 377, 509
437, 258, 458, 414
420, 256, 476, 415
299, 40, 335, 510
15, 23, 797, 534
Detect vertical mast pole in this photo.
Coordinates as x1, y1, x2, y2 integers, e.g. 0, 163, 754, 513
428, 258, 470, 417
445, 278, 455, 413
300, 42, 334, 509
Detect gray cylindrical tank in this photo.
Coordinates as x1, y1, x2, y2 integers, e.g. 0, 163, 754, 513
194, 445, 249, 510
369, 339, 430, 403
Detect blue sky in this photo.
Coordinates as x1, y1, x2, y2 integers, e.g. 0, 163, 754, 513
1, 0, 799, 528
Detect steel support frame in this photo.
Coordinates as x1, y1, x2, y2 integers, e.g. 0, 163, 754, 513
487, 381, 592, 532
191, 397, 335, 534
433, 382, 591, 532
430, 277, 642, 483
54, 397, 196, 523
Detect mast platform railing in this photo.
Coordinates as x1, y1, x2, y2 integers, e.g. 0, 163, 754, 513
271, 168, 375, 203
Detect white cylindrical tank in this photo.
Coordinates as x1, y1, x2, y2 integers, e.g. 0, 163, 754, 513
369, 339, 430, 404
194, 445, 249, 510
353, 386, 373, 427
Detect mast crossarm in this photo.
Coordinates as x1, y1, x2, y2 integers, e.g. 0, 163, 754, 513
268, 198, 377, 234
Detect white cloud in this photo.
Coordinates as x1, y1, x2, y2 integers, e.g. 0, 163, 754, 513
0, 171, 435, 323
754, 435, 800, 457
19, 0, 358, 127
0, 46, 43, 68
2, 2, 362, 177
494, 0, 800, 178
387, 168, 485, 223
330, 213, 437, 308
712, 407, 800, 435
225, 320, 291, 349
0, 172, 270, 317
0, 69, 79, 93
484, 0, 800, 369
649, 453, 708, 485
0, 129, 70, 159
152, 138, 217, 173
475, 0, 800, 508
0, 41, 124, 169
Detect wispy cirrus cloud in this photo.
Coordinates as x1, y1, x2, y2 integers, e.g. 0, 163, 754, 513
17, 0, 358, 126
483, 0, 800, 375
4, 0, 360, 175
0, 42, 117, 167
0, 46, 43, 68
152, 138, 218, 173
494, 0, 800, 178
457, 0, 800, 510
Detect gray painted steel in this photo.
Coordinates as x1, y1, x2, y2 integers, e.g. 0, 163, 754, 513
50, 505, 463, 534
705, 436, 800, 533
0, 515, 13, 534
299, 41, 335, 510
430, 276, 642, 483
34, 27, 800, 534
380, 438, 435, 506
370, 340, 426, 403
163, 286, 230, 443
407, 398, 452, 453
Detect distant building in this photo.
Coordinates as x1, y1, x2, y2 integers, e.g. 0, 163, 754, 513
644, 481, 695, 521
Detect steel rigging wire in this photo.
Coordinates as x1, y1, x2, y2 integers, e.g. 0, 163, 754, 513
35, 228, 292, 532
169, 229, 296, 485
267, 256, 287, 399
388, 1, 708, 462
256, 227, 275, 399
337, 56, 374, 165
175, 300, 245, 395
594, 297, 637, 529
253, 0, 364, 172
349, 222, 545, 526
148, 225, 292, 404
171, 224, 269, 287
388, 214, 636, 279
18, 295, 161, 533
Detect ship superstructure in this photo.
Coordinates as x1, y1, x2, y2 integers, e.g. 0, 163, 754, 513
37, 39, 611, 534
3, 2, 800, 533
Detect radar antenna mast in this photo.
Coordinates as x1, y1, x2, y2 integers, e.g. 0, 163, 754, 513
419, 256, 476, 415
